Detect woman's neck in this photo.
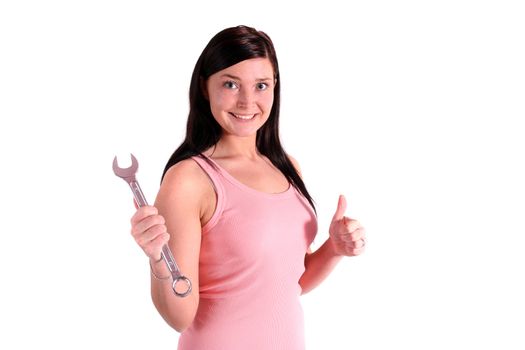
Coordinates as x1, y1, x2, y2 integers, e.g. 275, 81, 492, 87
210, 135, 261, 160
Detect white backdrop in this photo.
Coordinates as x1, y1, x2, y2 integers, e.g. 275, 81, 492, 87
1, 1, 524, 349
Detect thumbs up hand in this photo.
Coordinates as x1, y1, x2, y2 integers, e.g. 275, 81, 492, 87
328, 195, 366, 257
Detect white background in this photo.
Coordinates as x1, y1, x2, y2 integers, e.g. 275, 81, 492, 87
1, 1, 524, 349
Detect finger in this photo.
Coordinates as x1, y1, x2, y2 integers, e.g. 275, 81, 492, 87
345, 219, 361, 234
131, 214, 165, 237
130, 206, 158, 225
352, 245, 366, 256
350, 227, 365, 242
345, 242, 366, 256
135, 223, 168, 246
340, 227, 365, 242
332, 194, 347, 221
353, 236, 366, 249
144, 232, 170, 260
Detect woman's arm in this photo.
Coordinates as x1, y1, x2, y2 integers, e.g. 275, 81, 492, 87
286, 155, 342, 294
299, 240, 342, 294
148, 159, 212, 332
287, 155, 366, 295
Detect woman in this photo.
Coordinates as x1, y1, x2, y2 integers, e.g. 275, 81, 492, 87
130, 25, 366, 349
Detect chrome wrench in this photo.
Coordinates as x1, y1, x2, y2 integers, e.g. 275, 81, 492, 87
112, 153, 192, 297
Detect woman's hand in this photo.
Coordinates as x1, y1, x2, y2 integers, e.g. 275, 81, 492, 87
130, 202, 170, 261
328, 195, 366, 257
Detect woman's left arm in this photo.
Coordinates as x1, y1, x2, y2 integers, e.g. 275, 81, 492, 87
299, 195, 366, 294
299, 195, 365, 294
286, 155, 366, 295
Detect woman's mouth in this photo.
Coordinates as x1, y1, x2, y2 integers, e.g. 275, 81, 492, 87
230, 112, 256, 120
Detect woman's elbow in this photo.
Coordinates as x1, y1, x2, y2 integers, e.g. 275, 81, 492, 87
152, 294, 199, 333
299, 281, 313, 296
168, 317, 193, 333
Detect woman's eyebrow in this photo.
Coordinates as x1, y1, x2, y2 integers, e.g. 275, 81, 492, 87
220, 74, 272, 81
220, 74, 241, 80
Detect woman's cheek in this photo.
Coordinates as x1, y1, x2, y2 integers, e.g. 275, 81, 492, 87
261, 92, 274, 111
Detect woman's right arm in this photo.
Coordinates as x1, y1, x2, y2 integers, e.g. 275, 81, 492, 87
130, 159, 209, 332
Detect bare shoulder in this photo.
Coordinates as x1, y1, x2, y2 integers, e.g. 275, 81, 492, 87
157, 158, 213, 206
162, 158, 208, 187
287, 154, 302, 178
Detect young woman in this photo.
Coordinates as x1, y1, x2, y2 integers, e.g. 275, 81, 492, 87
129, 25, 366, 349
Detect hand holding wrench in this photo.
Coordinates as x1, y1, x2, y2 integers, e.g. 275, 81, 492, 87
113, 153, 192, 297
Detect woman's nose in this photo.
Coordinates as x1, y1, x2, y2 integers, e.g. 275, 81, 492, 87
237, 87, 254, 109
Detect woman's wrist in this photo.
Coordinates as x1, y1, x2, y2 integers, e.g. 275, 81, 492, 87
326, 235, 343, 258
149, 257, 171, 280
149, 254, 163, 264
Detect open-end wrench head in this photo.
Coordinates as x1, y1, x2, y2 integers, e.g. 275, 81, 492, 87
112, 153, 139, 180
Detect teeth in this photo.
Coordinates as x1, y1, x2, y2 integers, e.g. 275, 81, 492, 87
232, 113, 255, 120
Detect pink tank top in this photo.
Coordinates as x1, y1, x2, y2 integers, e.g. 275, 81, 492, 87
177, 155, 317, 350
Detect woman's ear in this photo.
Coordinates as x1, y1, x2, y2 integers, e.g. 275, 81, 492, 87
200, 77, 209, 100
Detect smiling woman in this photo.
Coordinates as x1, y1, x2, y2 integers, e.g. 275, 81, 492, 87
205, 58, 275, 137
127, 25, 366, 350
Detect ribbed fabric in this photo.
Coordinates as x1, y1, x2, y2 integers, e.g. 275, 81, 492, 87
177, 155, 317, 350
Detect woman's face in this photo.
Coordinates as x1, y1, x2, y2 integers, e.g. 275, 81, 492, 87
205, 58, 275, 138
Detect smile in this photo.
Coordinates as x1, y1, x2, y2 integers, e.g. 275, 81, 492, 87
230, 113, 256, 120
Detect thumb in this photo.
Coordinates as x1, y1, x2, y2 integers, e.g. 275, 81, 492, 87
332, 194, 347, 221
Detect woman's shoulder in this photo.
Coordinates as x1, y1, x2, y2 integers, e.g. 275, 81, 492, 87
158, 157, 217, 226
160, 157, 213, 196
286, 153, 302, 178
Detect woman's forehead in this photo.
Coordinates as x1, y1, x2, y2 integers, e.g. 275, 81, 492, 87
212, 58, 274, 81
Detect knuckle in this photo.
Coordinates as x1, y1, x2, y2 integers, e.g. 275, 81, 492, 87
130, 213, 139, 225
140, 232, 152, 245
148, 206, 159, 215
155, 215, 165, 225
144, 248, 154, 258
153, 224, 166, 235
135, 234, 145, 247
142, 217, 155, 231
130, 225, 140, 237
139, 206, 158, 220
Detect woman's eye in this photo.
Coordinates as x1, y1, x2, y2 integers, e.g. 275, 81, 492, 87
256, 82, 269, 90
224, 81, 238, 89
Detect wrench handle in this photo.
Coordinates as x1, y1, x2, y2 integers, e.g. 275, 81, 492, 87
128, 180, 149, 207
161, 244, 181, 277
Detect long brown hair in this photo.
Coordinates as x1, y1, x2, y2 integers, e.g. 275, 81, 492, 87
162, 25, 316, 212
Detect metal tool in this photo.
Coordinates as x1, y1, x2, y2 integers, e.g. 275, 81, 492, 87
113, 153, 192, 297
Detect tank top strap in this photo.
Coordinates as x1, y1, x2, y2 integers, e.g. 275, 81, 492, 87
190, 155, 225, 233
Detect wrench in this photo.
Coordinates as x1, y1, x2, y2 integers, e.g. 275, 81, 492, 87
112, 153, 192, 297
